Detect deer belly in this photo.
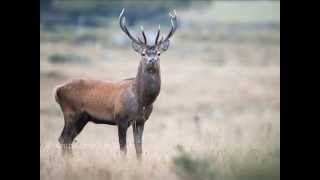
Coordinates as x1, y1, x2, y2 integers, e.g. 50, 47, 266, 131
82, 101, 114, 122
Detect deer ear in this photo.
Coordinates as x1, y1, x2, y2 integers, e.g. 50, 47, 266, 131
132, 41, 142, 53
159, 39, 170, 52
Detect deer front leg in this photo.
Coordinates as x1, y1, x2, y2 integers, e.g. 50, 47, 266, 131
118, 120, 129, 157
133, 120, 145, 160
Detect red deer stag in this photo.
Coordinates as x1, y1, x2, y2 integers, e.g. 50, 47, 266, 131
54, 8, 178, 159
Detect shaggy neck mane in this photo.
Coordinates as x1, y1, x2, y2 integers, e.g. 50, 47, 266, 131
134, 61, 161, 107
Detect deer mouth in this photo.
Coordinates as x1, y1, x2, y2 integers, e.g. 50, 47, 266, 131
146, 64, 157, 72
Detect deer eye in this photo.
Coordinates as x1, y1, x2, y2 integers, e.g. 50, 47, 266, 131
142, 52, 146, 56
157, 52, 160, 56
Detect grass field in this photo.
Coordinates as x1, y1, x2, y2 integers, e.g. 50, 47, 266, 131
40, 1, 279, 180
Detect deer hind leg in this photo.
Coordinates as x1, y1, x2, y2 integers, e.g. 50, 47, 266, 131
59, 112, 88, 156
133, 120, 145, 160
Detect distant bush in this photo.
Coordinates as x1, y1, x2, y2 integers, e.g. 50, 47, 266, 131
172, 146, 279, 180
49, 53, 90, 64
73, 34, 97, 44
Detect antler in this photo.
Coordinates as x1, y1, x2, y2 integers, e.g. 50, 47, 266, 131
119, 8, 145, 45
158, 9, 178, 44
120, 8, 177, 46
155, 24, 161, 45
140, 26, 147, 44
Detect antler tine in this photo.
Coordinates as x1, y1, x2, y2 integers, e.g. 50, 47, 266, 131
162, 9, 178, 43
140, 26, 147, 45
155, 24, 161, 45
119, 8, 125, 18
119, 8, 141, 45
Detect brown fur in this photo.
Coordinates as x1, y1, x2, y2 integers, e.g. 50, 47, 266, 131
55, 78, 134, 124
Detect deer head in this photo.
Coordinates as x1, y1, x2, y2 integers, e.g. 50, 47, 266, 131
119, 8, 178, 71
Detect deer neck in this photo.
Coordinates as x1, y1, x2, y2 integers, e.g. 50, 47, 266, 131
134, 61, 161, 107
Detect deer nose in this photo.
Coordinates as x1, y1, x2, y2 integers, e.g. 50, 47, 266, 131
147, 58, 157, 64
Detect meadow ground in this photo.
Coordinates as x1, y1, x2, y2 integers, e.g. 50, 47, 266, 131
40, 37, 279, 180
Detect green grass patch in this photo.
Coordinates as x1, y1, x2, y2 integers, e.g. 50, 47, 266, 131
172, 145, 279, 180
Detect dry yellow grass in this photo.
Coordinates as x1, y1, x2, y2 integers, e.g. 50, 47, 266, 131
40, 35, 279, 180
